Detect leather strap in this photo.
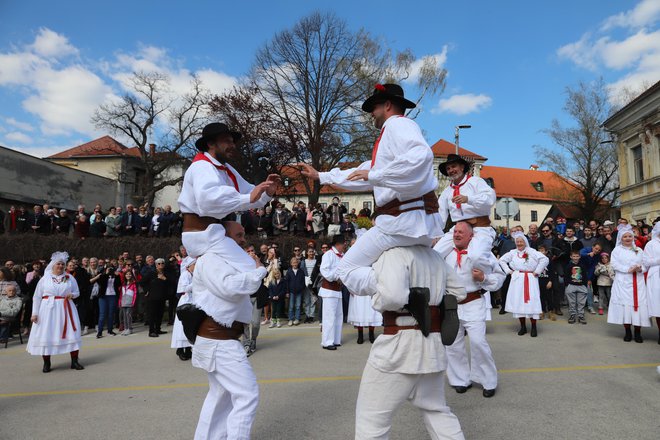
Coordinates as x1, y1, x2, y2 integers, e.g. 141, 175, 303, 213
465, 216, 492, 227
375, 191, 439, 217
458, 290, 486, 305
321, 280, 342, 291
382, 306, 442, 335
196, 317, 243, 340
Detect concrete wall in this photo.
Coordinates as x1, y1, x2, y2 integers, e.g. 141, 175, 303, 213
0, 146, 116, 211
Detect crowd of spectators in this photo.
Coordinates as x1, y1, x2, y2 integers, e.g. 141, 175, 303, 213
0, 196, 370, 241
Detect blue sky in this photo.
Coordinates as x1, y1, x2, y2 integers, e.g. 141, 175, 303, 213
1, 0, 658, 168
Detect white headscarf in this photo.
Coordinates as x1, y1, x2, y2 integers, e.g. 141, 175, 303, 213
511, 231, 529, 249
615, 224, 634, 248
45, 251, 69, 276
652, 222, 660, 239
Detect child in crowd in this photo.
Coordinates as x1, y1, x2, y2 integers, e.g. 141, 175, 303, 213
118, 269, 137, 335
564, 250, 589, 324
0, 284, 23, 343
537, 245, 559, 321
285, 257, 306, 326
268, 268, 286, 328
594, 253, 614, 316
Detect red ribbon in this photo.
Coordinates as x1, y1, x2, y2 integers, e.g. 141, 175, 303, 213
42, 296, 77, 339
450, 175, 471, 209
371, 127, 385, 167
192, 153, 239, 191
632, 273, 638, 312
520, 271, 533, 304
454, 248, 467, 268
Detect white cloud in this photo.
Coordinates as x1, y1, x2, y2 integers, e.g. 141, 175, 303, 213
197, 69, 238, 94
405, 45, 449, 84
5, 117, 34, 132
602, 0, 660, 30
435, 93, 492, 115
0, 52, 46, 85
557, 1, 660, 104
5, 131, 32, 144
31, 28, 78, 58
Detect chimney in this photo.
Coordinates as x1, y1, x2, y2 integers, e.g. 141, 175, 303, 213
149, 143, 156, 157
530, 164, 539, 171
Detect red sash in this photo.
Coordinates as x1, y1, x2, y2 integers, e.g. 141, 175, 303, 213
450, 175, 471, 209
520, 271, 533, 303
192, 153, 239, 191
42, 296, 77, 338
632, 273, 639, 312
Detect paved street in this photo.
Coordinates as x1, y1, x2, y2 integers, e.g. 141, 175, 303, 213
1, 311, 659, 440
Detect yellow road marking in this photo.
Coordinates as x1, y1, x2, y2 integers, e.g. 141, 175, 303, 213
0, 363, 656, 399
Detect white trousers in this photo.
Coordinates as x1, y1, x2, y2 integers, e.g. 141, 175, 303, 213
446, 320, 498, 390
433, 226, 496, 259
193, 338, 259, 440
338, 227, 433, 296
321, 296, 343, 347
355, 363, 464, 440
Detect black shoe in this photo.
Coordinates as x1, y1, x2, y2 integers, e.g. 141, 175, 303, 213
96, 333, 103, 339
368, 330, 375, 343
70, 359, 84, 370
108, 331, 117, 336
623, 329, 632, 342
42, 359, 51, 373
357, 333, 364, 344
453, 384, 472, 394
333, 343, 341, 347
157, 330, 167, 334
530, 327, 537, 337
555, 309, 563, 316
483, 388, 496, 398
498, 308, 507, 315
568, 316, 576, 324
184, 348, 193, 360
518, 327, 527, 336
578, 317, 587, 325
634, 330, 643, 343
178, 351, 188, 361
322, 345, 337, 350
149, 332, 159, 338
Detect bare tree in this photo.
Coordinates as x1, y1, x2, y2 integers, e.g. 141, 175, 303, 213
241, 11, 446, 204
535, 78, 618, 220
92, 71, 210, 206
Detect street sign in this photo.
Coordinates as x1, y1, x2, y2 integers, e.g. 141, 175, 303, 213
495, 197, 519, 218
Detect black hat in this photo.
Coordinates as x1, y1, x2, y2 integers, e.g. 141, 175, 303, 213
195, 123, 242, 151
438, 154, 471, 176
361, 83, 417, 113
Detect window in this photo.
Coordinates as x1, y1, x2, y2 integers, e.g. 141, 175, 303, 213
514, 212, 521, 221
531, 210, 538, 222
494, 208, 501, 220
533, 182, 544, 192
133, 170, 146, 195
363, 201, 372, 211
632, 146, 643, 183
485, 178, 495, 188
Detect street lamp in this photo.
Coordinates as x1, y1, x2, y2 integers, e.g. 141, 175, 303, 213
454, 125, 471, 154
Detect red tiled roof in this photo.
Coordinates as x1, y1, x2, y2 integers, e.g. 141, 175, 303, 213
430, 139, 487, 161
480, 165, 580, 202
48, 136, 140, 159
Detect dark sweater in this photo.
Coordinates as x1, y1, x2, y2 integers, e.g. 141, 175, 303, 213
564, 261, 588, 286
285, 268, 306, 295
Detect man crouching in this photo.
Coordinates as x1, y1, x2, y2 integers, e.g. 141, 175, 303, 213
355, 245, 466, 440
191, 221, 267, 440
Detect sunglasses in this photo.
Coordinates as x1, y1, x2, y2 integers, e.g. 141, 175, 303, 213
294, 248, 301, 252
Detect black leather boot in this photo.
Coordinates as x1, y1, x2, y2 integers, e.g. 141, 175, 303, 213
43, 358, 51, 373
634, 327, 643, 343
70, 359, 85, 370
623, 326, 632, 342
517, 325, 527, 336
356, 328, 364, 344
368, 327, 375, 343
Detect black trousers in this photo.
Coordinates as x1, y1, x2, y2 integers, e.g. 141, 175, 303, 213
500, 275, 512, 309
147, 299, 165, 334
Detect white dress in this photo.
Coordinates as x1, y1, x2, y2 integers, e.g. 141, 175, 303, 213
643, 238, 660, 317
27, 273, 82, 356
499, 247, 549, 319
608, 245, 651, 326
347, 294, 382, 327
171, 269, 193, 349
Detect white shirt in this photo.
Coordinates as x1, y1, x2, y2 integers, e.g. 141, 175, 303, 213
178, 152, 270, 219
32, 273, 80, 317
319, 116, 443, 238
319, 247, 342, 299
438, 174, 496, 227
105, 276, 116, 296
368, 246, 466, 374
191, 252, 267, 327
443, 248, 505, 322
499, 247, 549, 275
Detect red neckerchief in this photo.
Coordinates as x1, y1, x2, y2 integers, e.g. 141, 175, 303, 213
371, 127, 385, 167
332, 247, 344, 258
450, 174, 471, 209
453, 248, 467, 268
192, 153, 239, 191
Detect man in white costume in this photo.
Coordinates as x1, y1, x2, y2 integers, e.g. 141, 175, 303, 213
300, 84, 443, 297
178, 122, 279, 269
433, 154, 497, 260
319, 235, 346, 350
354, 245, 466, 440
190, 221, 267, 440
442, 222, 505, 398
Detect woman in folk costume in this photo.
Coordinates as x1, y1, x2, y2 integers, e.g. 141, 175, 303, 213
643, 223, 660, 344
27, 251, 84, 373
171, 257, 196, 360
608, 225, 651, 342
499, 232, 549, 337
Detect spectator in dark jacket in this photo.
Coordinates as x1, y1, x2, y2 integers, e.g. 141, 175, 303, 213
158, 205, 176, 237
96, 264, 121, 338
16, 206, 31, 233
141, 258, 172, 337
74, 215, 90, 239
120, 204, 139, 235
89, 215, 107, 238
268, 268, 286, 327
3, 206, 19, 234
31, 205, 49, 234
285, 257, 306, 325
55, 209, 72, 235
137, 206, 151, 237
